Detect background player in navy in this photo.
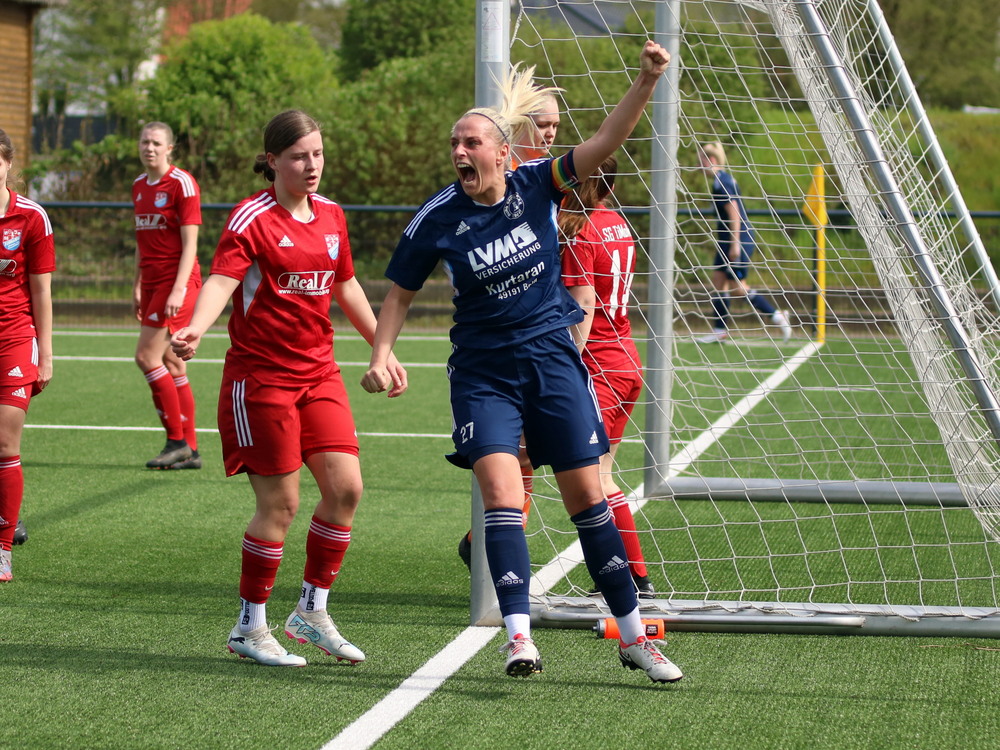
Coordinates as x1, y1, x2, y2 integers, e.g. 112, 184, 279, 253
697, 141, 791, 343
362, 42, 682, 683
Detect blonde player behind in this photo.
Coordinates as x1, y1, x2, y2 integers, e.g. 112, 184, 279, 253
132, 122, 202, 469
697, 141, 791, 343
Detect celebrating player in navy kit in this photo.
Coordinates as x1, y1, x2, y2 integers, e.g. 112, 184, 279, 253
132, 122, 203, 469
363, 43, 682, 683
456, 86, 563, 569
0, 128, 54, 582
172, 110, 407, 667
697, 141, 791, 343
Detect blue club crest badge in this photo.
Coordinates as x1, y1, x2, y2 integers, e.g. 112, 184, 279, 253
154, 191, 168, 208
503, 192, 525, 220
325, 234, 340, 260
2, 229, 22, 252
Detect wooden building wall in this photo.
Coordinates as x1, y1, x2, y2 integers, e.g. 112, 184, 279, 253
0, 2, 36, 165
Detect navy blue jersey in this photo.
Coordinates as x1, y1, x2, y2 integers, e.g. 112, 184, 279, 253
387, 156, 585, 349
712, 170, 755, 251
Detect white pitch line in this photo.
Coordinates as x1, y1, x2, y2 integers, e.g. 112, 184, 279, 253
52, 355, 447, 368
321, 627, 501, 750
23, 423, 452, 440
53, 330, 452, 342
52, 354, 776, 373
324, 340, 823, 749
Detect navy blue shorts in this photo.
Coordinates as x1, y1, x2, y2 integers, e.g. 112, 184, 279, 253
446, 328, 610, 472
712, 244, 755, 281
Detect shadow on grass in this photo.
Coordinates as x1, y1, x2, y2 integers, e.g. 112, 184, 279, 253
0, 641, 429, 689
19, 477, 168, 531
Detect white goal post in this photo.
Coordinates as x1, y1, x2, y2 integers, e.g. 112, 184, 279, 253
467, 0, 1000, 637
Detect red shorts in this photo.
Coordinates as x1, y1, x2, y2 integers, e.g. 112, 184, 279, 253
218, 371, 359, 477
139, 275, 202, 332
0, 337, 38, 411
589, 361, 643, 445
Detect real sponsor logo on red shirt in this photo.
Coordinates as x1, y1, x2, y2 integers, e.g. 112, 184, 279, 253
135, 214, 166, 230
0, 258, 16, 276
277, 270, 335, 295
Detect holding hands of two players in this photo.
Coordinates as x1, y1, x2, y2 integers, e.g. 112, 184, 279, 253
360, 360, 407, 399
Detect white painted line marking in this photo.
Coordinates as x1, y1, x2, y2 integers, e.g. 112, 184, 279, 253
321, 627, 500, 750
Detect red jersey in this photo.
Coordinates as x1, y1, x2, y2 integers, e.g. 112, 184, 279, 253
0, 190, 56, 341
211, 187, 356, 385
561, 207, 641, 370
132, 165, 202, 286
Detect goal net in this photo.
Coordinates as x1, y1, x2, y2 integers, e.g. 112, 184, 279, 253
471, 0, 1000, 636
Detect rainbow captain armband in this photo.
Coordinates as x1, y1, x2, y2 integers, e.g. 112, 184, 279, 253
551, 150, 580, 192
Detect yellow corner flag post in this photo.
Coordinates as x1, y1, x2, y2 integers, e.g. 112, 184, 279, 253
802, 164, 828, 344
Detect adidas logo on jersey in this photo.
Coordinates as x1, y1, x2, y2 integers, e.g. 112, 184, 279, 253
279, 235, 294, 247
6, 366, 23, 378
589, 431, 599, 445
496, 571, 524, 587
456, 220, 471, 235
11, 387, 26, 399
598, 555, 628, 576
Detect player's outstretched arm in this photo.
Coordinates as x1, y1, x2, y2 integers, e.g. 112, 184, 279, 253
573, 41, 670, 181
362, 283, 417, 395
335, 277, 409, 398
170, 273, 240, 360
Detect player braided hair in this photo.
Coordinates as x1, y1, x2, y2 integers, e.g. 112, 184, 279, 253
0, 128, 24, 191
458, 64, 562, 168
253, 110, 320, 182
558, 154, 618, 243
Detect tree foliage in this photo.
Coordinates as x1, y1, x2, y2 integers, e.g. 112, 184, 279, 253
881, 0, 1000, 108
143, 13, 336, 201
338, 0, 475, 81
319, 38, 475, 206
34, 0, 164, 135
250, 0, 346, 48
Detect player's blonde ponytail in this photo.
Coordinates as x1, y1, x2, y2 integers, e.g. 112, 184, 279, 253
458, 64, 562, 167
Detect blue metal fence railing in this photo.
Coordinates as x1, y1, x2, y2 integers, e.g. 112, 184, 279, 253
42, 201, 999, 326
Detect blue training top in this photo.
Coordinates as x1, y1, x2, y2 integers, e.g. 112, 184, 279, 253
712, 169, 755, 251
387, 154, 585, 350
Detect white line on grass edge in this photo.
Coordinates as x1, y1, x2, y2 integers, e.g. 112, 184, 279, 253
324, 341, 821, 750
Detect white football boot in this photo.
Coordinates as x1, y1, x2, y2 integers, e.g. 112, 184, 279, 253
619, 636, 683, 683
0, 547, 11, 582
697, 329, 728, 344
500, 634, 543, 677
227, 624, 306, 667
772, 310, 793, 343
284, 607, 365, 664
